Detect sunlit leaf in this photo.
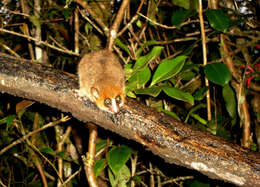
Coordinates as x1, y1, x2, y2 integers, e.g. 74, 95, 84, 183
127, 67, 151, 89
190, 113, 207, 125
94, 159, 106, 177
108, 164, 130, 187
108, 168, 117, 187
141, 40, 159, 48
116, 165, 130, 187
134, 86, 162, 97
107, 145, 132, 176
126, 90, 136, 98
136, 19, 142, 28
84, 23, 93, 35
163, 86, 194, 105
160, 109, 180, 121
151, 56, 186, 86
133, 46, 163, 71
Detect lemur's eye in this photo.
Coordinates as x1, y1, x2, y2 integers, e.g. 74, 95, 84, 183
115, 95, 121, 104
104, 98, 111, 108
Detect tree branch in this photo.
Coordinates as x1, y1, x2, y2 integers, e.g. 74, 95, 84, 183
0, 53, 259, 186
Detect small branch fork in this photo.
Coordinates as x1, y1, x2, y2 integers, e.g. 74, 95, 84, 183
107, 0, 130, 51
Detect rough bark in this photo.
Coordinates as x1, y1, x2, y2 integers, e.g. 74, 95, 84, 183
0, 53, 259, 186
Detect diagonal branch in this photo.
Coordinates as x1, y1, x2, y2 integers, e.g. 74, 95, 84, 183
0, 53, 259, 186
108, 0, 130, 51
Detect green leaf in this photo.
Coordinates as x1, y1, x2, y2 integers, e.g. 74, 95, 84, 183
115, 39, 131, 57
208, 121, 218, 135
171, 10, 196, 28
84, 23, 93, 35
151, 56, 186, 86
190, 113, 208, 125
160, 109, 180, 121
172, 0, 190, 9
94, 159, 106, 177
135, 40, 161, 57
185, 103, 207, 123
204, 63, 231, 86
205, 10, 230, 32
17, 109, 26, 119
107, 145, 132, 176
133, 46, 163, 71
40, 147, 55, 156
222, 84, 236, 119
136, 19, 142, 28
127, 66, 151, 90
56, 151, 65, 159
190, 180, 210, 187
163, 86, 194, 105
61, 8, 73, 21
96, 140, 109, 153
108, 168, 117, 187
141, 40, 159, 48
194, 87, 209, 101
181, 71, 196, 81
124, 63, 134, 80
108, 165, 130, 187
126, 90, 136, 98
0, 115, 17, 131
116, 165, 131, 186
134, 86, 162, 97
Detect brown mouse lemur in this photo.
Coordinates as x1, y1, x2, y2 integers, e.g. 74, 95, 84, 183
77, 50, 125, 113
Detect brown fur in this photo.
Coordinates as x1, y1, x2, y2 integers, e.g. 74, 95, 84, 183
78, 50, 125, 113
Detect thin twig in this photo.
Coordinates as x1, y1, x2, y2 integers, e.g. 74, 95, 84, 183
118, 0, 145, 37
78, 8, 104, 35
62, 167, 82, 186
20, 0, 35, 60
0, 28, 79, 56
0, 42, 20, 57
0, 116, 70, 156
49, 36, 68, 51
198, 0, 211, 121
75, 0, 109, 35
74, 7, 79, 54
31, 113, 48, 187
138, 12, 199, 29
161, 176, 194, 185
